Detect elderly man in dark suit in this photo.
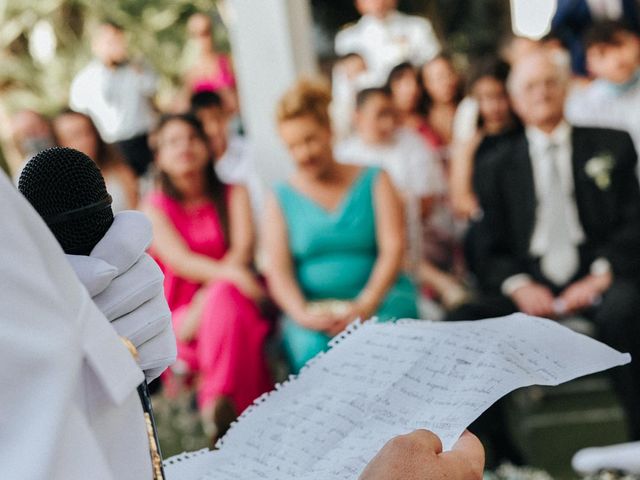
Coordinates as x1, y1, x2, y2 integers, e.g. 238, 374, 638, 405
452, 50, 640, 444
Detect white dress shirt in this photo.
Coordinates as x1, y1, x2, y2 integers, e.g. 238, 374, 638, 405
527, 121, 585, 256
70, 60, 158, 143
565, 70, 640, 177
335, 10, 440, 84
215, 135, 266, 220
335, 127, 446, 198
0, 172, 152, 479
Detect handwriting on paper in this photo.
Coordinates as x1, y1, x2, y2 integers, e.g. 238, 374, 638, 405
164, 313, 630, 480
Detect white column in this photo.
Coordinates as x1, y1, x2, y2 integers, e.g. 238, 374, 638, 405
225, 0, 318, 189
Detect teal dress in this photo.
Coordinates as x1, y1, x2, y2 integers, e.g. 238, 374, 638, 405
274, 166, 419, 373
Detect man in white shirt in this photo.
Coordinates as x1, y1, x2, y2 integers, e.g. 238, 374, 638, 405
70, 21, 157, 176
450, 51, 640, 447
335, 0, 440, 84
566, 21, 640, 176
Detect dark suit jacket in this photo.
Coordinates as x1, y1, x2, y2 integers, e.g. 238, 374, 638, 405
551, 0, 640, 76
472, 126, 640, 295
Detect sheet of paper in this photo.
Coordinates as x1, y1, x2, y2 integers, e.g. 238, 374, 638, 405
164, 313, 630, 480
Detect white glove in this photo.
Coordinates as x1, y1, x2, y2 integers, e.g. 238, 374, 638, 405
66, 211, 176, 382
572, 441, 640, 475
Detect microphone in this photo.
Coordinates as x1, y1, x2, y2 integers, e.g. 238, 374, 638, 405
19, 147, 165, 479
18, 147, 114, 255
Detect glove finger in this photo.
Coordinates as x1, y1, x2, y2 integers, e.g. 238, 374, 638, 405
93, 254, 164, 320
137, 322, 177, 382
111, 293, 171, 347
66, 254, 118, 296
91, 211, 153, 274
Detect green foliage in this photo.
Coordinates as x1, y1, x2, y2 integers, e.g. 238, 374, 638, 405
0, 0, 222, 114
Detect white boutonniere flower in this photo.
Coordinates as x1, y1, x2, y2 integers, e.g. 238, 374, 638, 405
585, 152, 615, 190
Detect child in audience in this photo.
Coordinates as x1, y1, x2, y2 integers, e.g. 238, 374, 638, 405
335, 87, 467, 313
331, 52, 370, 141
386, 62, 440, 147
566, 21, 640, 167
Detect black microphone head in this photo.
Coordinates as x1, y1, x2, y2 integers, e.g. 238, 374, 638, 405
18, 147, 114, 255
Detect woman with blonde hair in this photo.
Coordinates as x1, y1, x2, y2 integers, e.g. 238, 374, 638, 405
262, 78, 419, 373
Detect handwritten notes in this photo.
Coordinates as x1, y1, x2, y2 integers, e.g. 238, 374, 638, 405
164, 314, 630, 480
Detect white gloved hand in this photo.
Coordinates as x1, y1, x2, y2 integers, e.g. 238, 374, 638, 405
572, 441, 640, 475
66, 211, 176, 382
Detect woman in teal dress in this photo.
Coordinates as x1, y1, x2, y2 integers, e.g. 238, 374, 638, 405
263, 79, 419, 373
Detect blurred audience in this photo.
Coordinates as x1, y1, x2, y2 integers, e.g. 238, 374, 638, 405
334, 87, 464, 310
331, 52, 370, 141
190, 91, 264, 217
450, 57, 520, 221
142, 114, 272, 442
385, 62, 432, 142
263, 79, 418, 373
417, 54, 470, 312
52, 109, 138, 211
551, 0, 640, 76
335, 0, 440, 84
420, 53, 464, 151
566, 21, 640, 170
450, 50, 640, 444
10, 109, 54, 177
70, 20, 157, 176
184, 13, 239, 117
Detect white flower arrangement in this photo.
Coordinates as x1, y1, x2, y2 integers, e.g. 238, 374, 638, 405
585, 152, 615, 191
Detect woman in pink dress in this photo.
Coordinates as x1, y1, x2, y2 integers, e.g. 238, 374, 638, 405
142, 113, 271, 442
184, 13, 238, 115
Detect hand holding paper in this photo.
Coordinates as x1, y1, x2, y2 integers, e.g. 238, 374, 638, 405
164, 314, 630, 480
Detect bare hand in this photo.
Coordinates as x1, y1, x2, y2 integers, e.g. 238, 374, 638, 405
559, 273, 612, 314
177, 288, 208, 342
220, 265, 266, 301
324, 298, 378, 337
510, 282, 556, 317
452, 191, 480, 220
359, 430, 484, 480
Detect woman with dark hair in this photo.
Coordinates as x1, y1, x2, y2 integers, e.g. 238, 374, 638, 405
142, 113, 272, 442
449, 57, 521, 220
420, 53, 464, 150
52, 109, 138, 211
386, 62, 438, 149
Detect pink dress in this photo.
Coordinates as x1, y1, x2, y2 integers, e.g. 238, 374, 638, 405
191, 54, 236, 93
146, 190, 271, 413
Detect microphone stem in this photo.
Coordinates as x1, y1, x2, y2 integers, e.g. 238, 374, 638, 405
122, 336, 165, 478
139, 381, 165, 479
